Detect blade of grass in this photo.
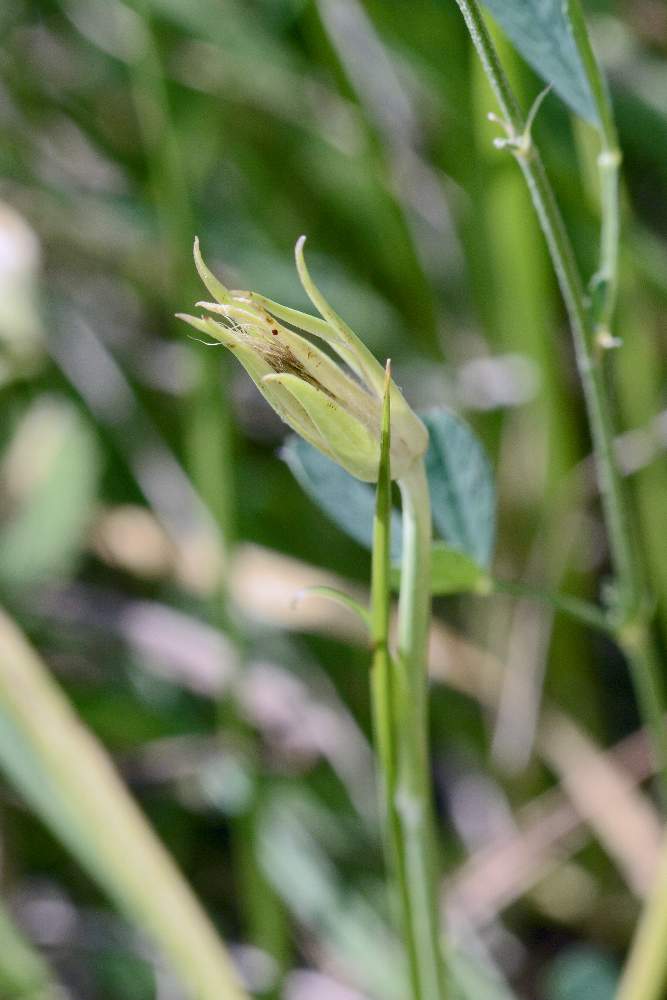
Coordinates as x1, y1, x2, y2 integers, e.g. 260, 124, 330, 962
127, 0, 236, 611
0, 606, 248, 1000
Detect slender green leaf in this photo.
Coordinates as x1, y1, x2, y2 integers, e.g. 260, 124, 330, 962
0, 609, 248, 1000
481, 0, 598, 122
422, 409, 496, 568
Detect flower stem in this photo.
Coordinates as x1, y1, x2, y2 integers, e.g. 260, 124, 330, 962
394, 460, 446, 1000
453, 0, 667, 807
371, 366, 421, 996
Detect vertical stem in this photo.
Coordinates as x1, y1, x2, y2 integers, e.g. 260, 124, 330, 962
453, 0, 667, 805
567, 0, 621, 336
371, 365, 421, 997
617, 826, 667, 1000
395, 461, 445, 1000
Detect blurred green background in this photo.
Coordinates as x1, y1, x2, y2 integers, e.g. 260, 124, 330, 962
1, 0, 667, 997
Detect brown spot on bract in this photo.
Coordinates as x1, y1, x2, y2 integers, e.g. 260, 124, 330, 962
272, 329, 278, 335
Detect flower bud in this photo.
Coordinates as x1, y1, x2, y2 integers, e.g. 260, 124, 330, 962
177, 237, 427, 482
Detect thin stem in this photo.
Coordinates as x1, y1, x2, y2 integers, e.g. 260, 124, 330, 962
491, 579, 611, 633
371, 365, 421, 996
395, 460, 446, 1000
567, 0, 621, 336
453, 0, 667, 804
619, 623, 667, 813
618, 827, 667, 1000
454, 0, 636, 604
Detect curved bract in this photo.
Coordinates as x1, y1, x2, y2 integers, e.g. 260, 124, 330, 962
177, 237, 427, 482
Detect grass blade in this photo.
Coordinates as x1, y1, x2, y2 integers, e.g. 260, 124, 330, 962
0, 608, 248, 1000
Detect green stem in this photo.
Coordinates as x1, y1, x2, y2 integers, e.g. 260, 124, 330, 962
0, 895, 63, 999
618, 621, 667, 811
453, 0, 667, 804
395, 460, 445, 1000
490, 579, 611, 633
618, 827, 667, 1000
371, 369, 421, 997
567, 0, 621, 337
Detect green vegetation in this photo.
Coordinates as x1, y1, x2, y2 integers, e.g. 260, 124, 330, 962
1, 1, 667, 998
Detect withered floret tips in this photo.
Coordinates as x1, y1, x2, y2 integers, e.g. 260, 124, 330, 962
177, 236, 427, 482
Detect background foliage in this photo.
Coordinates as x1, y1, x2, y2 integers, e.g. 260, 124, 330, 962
1, 0, 667, 997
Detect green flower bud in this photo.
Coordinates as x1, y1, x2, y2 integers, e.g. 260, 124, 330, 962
177, 236, 427, 482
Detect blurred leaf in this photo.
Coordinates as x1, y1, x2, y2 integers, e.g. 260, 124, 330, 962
284, 412, 496, 573
542, 945, 618, 1000
95, 950, 155, 1000
0, 609, 247, 1000
429, 542, 489, 594
257, 790, 407, 1000
422, 409, 495, 568
0, 397, 100, 590
0, 201, 44, 386
481, 0, 598, 122
281, 435, 403, 560
391, 543, 488, 594
447, 943, 519, 1000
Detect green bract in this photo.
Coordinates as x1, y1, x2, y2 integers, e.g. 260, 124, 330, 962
177, 237, 428, 482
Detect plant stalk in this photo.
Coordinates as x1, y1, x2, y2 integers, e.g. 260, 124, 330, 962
371, 365, 421, 996
490, 579, 611, 634
567, 0, 621, 338
618, 824, 667, 1000
394, 460, 445, 1000
453, 0, 667, 805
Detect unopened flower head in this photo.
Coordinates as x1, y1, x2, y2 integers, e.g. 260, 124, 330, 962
177, 236, 428, 482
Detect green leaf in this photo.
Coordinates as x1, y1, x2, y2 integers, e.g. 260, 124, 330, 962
0, 609, 247, 1000
421, 409, 495, 568
281, 435, 403, 560
481, 0, 598, 123
0, 398, 100, 590
430, 542, 490, 594
391, 542, 489, 595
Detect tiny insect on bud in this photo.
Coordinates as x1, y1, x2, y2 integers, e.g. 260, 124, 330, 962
177, 237, 428, 483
